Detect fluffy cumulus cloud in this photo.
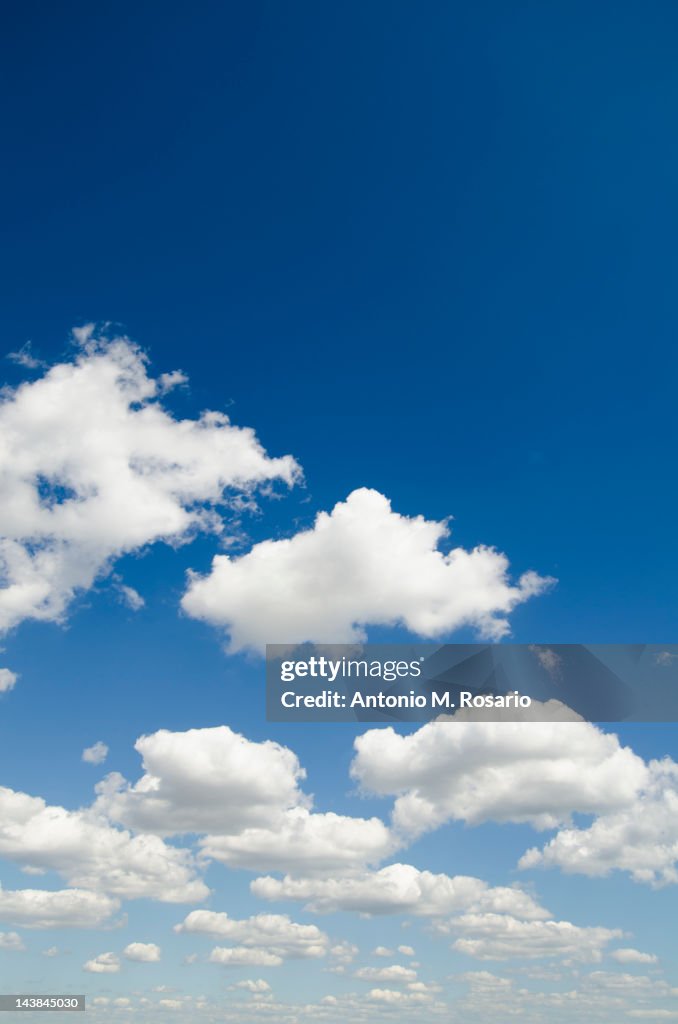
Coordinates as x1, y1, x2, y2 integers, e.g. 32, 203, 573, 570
0, 785, 207, 902
351, 719, 648, 837
95, 726, 307, 837
201, 807, 393, 874
251, 863, 548, 919
175, 910, 329, 960
519, 758, 678, 886
123, 942, 161, 962
0, 328, 299, 633
83, 951, 120, 974
449, 913, 622, 962
181, 487, 553, 652
0, 887, 119, 929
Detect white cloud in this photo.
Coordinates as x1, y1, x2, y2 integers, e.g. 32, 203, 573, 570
123, 942, 161, 962
0, 930, 25, 950
175, 910, 328, 960
355, 965, 417, 984
367, 988, 431, 1005
111, 576, 144, 611
351, 718, 647, 837
83, 951, 120, 974
450, 913, 622, 962
519, 758, 678, 886
0, 785, 207, 902
398, 945, 415, 956
374, 946, 392, 957
329, 941, 358, 965
0, 668, 17, 693
181, 487, 553, 652
7, 342, 44, 370
0, 329, 299, 633
95, 726, 307, 837
201, 807, 393, 874
0, 887, 119, 929
251, 863, 548, 919
231, 980, 271, 994
209, 947, 283, 967
610, 948, 658, 965
82, 741, 108, 765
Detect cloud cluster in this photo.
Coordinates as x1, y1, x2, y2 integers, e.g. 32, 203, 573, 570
0, 329, 299, 633
181, 488, 553, 651
448, 913, 622, 962
519, 758, 678, 886
0, 785, 207, 902
0, 886, 119, 929
251, 863, 548, 919
96, 725, 392, 875
176, 910, 329, 963
351, 718, 647, 836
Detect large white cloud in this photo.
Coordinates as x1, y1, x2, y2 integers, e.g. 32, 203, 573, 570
449, 913, 622, 962
181, 487, 553, 651
176, 910, 328, 960
250, 863, 548, 919
519, 758, 678, 886
0, 329, 299, 633
95, 725, 308, 837
0, 785, 207, 902
351, 719, 648, 837
0, 886, 119, 929
200, 807, 393, 873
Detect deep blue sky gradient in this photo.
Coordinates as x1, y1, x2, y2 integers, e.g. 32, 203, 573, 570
1, 4, 678, 1006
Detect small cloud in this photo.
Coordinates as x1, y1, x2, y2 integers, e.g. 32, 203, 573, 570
82, 741, 109, 766
374, 946, 393, 957
7, 342, 45, 370
229, 980, 271, 994
42, 946, 61, 957
398, 945, 415, 957
528, 645, 562, 679
654, 651, 678, 667
0, 669, 18, 694
158, 370, 188, 393
0, 931, 25, 951
83, 951, 120, 974
610, 948, 658, 965
123, 942, 161, 963
111, 575, 145, 611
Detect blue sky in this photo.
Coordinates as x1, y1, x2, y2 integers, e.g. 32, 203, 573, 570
1, 3, 678, 1022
